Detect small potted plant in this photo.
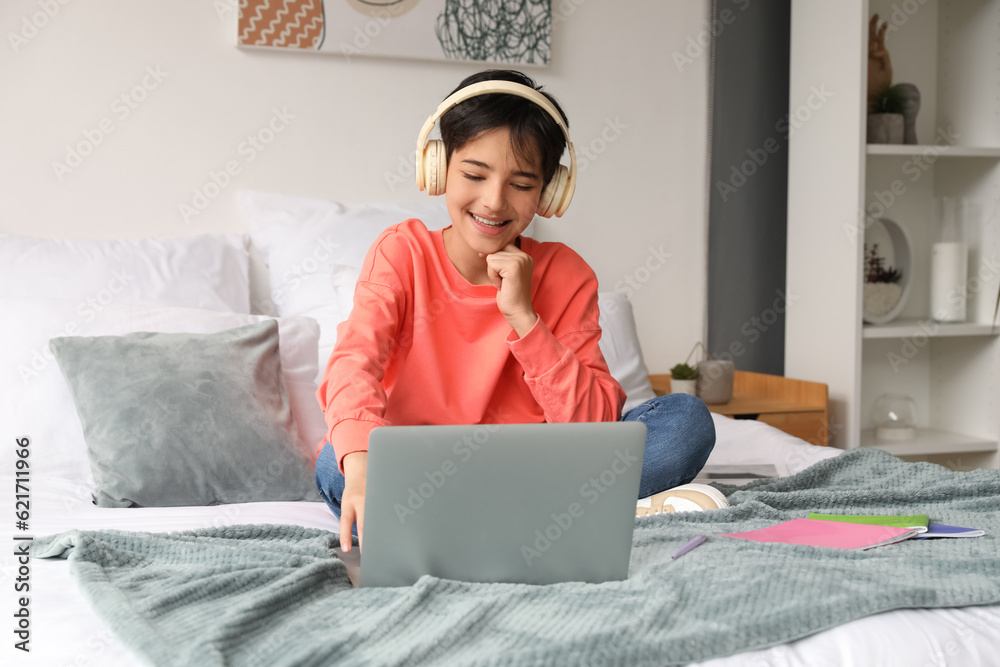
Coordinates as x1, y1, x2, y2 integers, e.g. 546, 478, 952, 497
868, 84, 905, 144
669, 363, 698, 396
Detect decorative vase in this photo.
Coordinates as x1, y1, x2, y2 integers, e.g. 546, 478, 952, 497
931, 197, 968, 323
863, 282, 903, 319
895, 83, 920, 145
670, 379, 697, 396
862, 218, 912, 325
696, 360, 734, 404
867, 113, 904, 144
872, 393, 918, 441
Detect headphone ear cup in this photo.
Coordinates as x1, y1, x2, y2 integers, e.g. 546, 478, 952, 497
536, 165, 569, 218
423, 139, 447, 196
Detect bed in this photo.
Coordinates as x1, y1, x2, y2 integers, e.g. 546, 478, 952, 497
2, 190, 999, 666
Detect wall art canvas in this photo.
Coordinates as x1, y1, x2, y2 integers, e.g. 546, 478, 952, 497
237, 0, 552, 66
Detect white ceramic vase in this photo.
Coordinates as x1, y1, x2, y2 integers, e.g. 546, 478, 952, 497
671, 379, 698, 396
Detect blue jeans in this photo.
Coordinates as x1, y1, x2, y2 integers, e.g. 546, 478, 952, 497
620, 393, 716, 498
315, 393, 716, 523
315, 439, 358, 536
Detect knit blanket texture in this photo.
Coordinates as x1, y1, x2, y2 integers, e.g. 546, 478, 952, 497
31, 449, 1000, 666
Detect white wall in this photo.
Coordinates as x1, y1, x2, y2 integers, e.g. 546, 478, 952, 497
0, 0, 710, 372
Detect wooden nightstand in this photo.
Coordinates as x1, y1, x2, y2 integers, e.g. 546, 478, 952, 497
647, 371, 830, 447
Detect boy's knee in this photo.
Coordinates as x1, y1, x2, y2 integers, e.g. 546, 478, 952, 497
655, 391, 707, 416
671, 392, 702, 409
668, 394, 716, 446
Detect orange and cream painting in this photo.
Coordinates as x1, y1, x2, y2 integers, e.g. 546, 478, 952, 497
237, 0, 552, 65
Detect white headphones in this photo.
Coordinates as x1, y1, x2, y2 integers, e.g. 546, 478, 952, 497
415, 80, 577, 218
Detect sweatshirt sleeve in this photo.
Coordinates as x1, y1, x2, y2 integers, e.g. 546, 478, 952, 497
315, 228, 411, 471
506, 262, 626, 423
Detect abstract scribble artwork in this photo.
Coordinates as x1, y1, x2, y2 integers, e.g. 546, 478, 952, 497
237, 0, 552, 65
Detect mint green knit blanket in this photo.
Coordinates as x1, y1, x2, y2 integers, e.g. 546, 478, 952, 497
32, 449, 1000, 666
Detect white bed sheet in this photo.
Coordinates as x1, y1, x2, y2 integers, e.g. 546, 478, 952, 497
4, 419, 999, 667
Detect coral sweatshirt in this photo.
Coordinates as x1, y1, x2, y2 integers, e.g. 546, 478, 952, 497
316, 219, 625, 471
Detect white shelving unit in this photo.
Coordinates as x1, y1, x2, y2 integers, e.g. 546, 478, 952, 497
786, 0, 1000, 468
862, 319, 998, 339
867, 145, 1000, 158
860, 428, 998, 457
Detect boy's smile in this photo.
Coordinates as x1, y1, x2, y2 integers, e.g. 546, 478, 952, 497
443, 127, 542, 284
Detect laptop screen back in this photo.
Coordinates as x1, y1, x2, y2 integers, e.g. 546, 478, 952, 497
360, 422, 646, 587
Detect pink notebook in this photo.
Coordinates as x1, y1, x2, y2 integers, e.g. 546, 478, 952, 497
720, 518, 919, 550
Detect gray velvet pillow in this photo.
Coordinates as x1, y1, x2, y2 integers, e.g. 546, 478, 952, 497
49, 320, 320, 507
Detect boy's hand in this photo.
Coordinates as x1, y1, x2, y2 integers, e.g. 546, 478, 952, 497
485, 242, 537, 337
339, 451, 367, 552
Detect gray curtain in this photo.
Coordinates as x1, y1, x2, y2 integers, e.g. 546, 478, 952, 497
706, 0, 791, 375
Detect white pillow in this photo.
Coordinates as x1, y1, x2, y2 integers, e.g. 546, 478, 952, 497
0, 297, 326, 498
597, 292, 657, 414
707, 413, 842, 476
0, 232, 251, 313
240, 190, 457, 378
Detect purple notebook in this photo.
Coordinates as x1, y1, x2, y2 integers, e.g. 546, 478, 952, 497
916, 522, 986, 539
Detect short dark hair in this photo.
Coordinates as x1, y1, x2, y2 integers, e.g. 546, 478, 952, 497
439, 69, 569, 187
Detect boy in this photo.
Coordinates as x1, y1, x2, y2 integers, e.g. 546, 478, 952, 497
316, 70, 719, 552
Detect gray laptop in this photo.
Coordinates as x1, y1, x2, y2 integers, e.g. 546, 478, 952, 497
338, 422, 646, 588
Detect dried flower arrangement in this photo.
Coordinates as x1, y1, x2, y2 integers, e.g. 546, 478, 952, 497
864, 243, 904, 320
865, 243, 903, 283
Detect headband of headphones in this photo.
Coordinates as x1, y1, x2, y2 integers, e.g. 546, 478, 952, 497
415, 80, 577, 218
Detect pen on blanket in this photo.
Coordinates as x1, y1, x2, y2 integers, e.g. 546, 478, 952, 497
672, 535, 708, 559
